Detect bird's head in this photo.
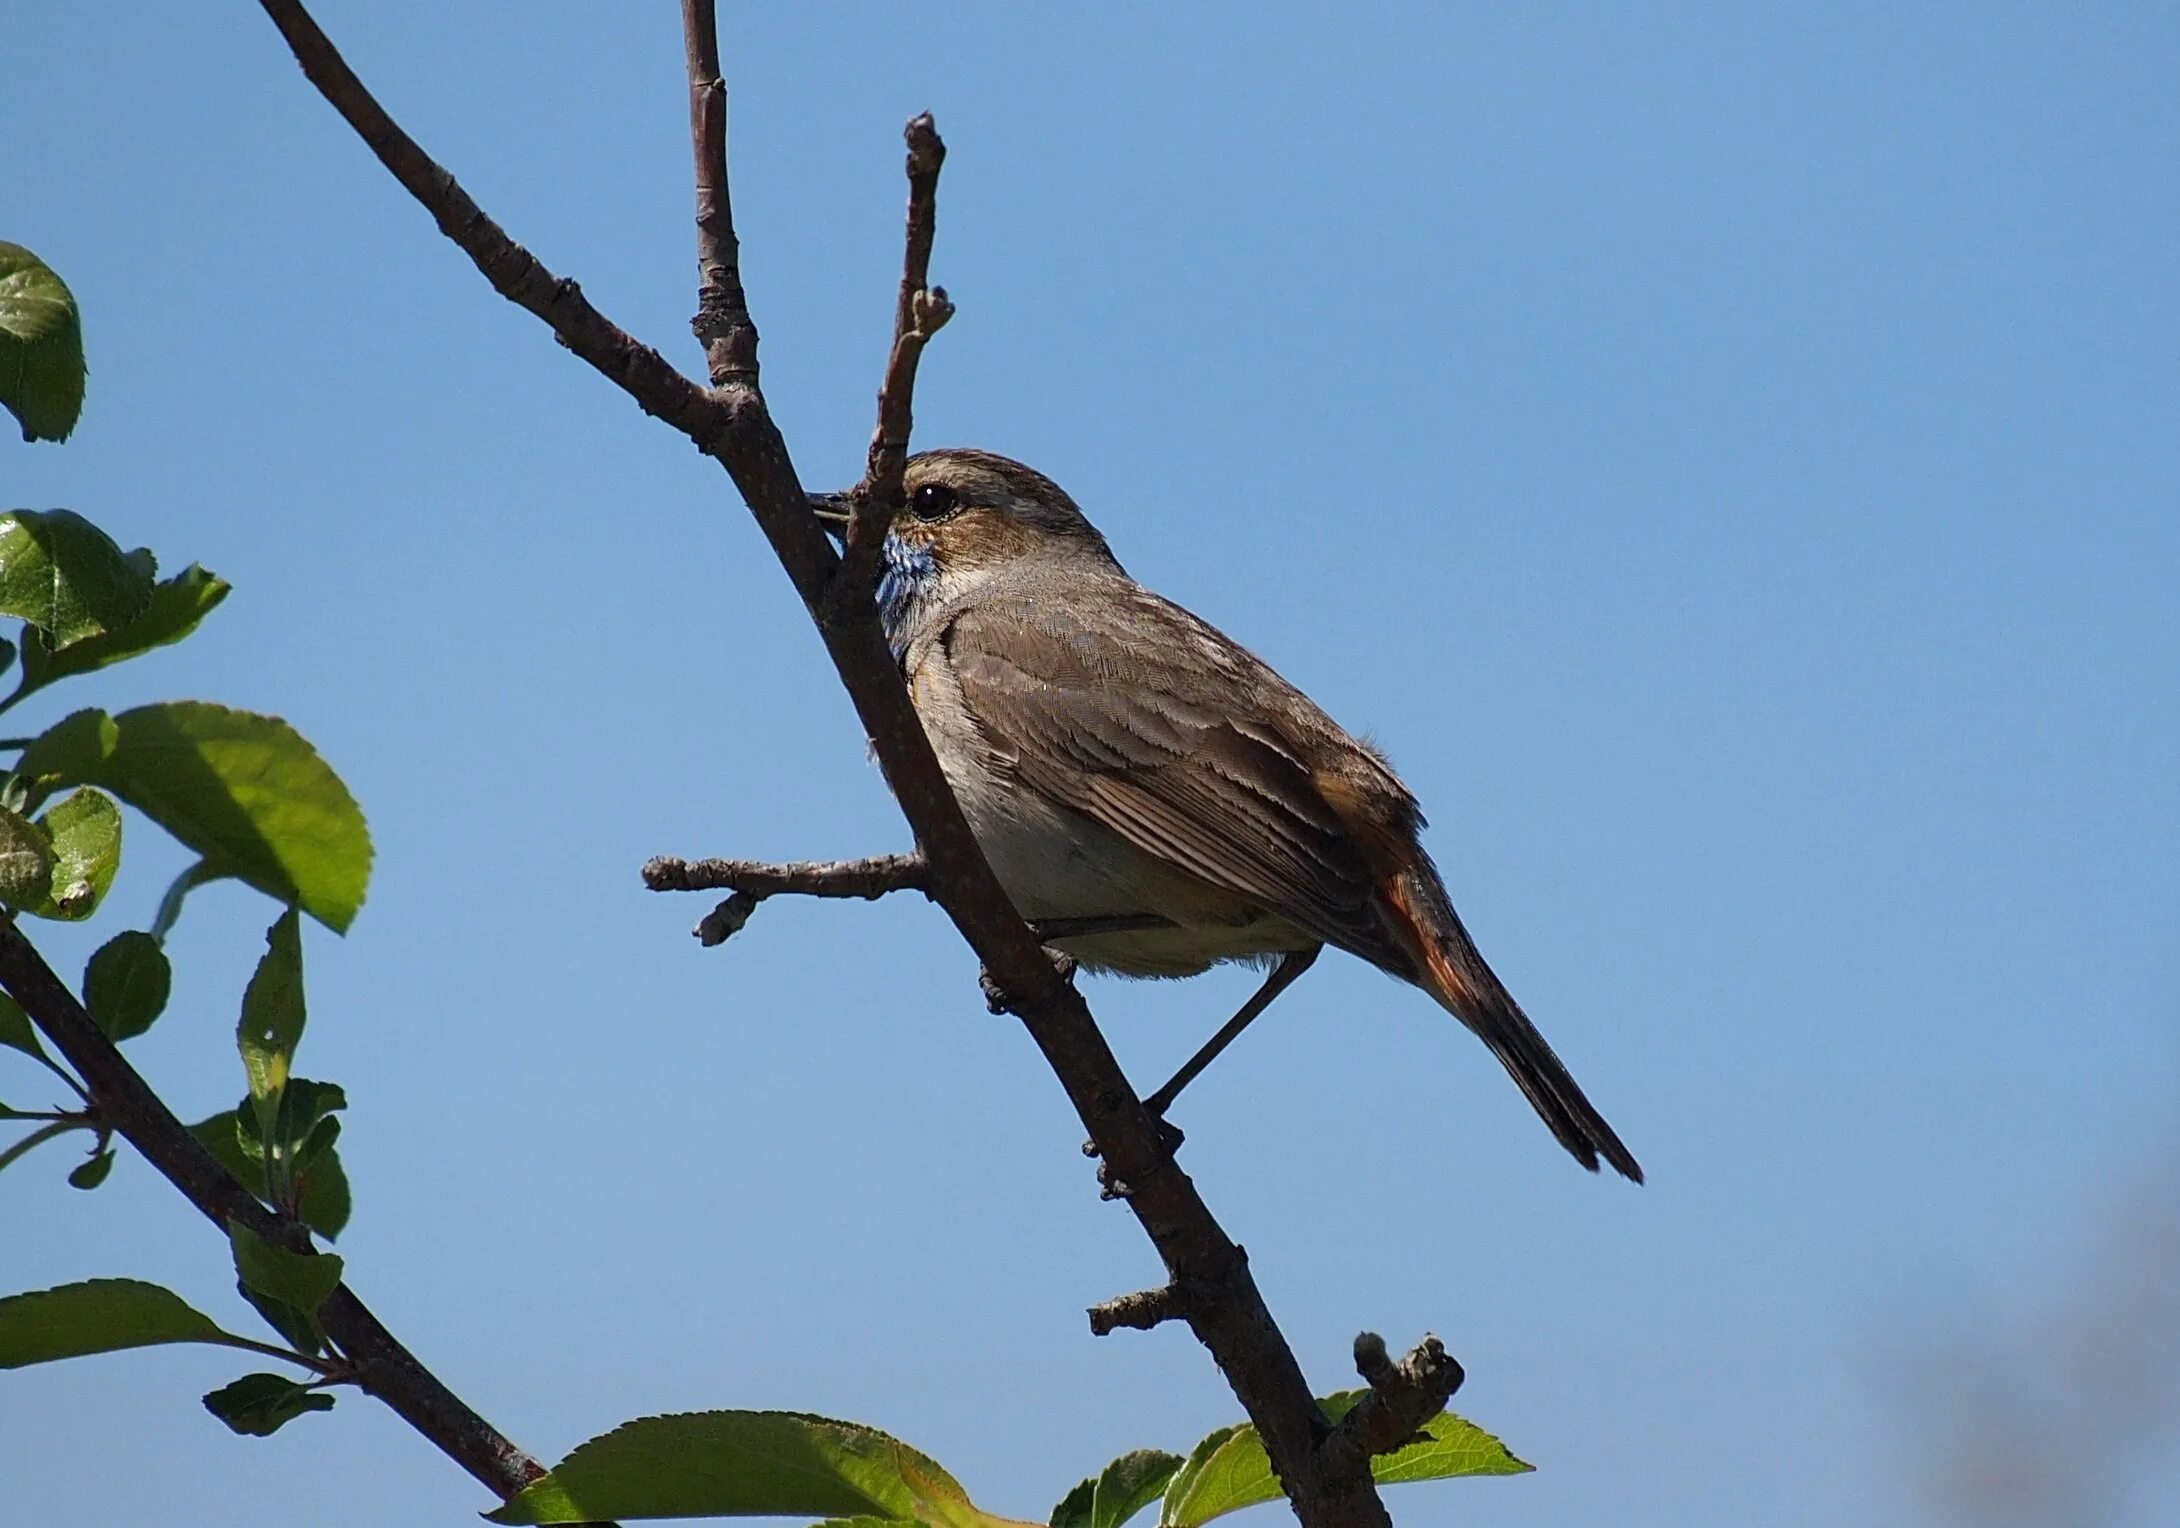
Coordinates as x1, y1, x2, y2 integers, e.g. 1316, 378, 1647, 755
809, 448, 1117, 577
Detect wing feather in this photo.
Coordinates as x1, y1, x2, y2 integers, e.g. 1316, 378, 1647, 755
941, 581, 1395, 955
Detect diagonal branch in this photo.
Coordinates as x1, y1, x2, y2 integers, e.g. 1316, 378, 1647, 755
256, 1, 1409, 1522
0, 917, 573, 1511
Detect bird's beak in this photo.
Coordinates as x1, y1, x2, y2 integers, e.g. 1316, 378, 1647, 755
807, 491, 853, 542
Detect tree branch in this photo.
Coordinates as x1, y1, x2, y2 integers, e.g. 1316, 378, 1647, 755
254, 1, 1410, 1520
830, 114, 953, 617
641, 852, 929, 899
1318, 1333, 1466, 1482
680, 0, 758, 388
0, 917, 570, 1510
643, 852, 932, 947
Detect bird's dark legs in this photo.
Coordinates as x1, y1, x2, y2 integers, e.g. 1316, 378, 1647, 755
1143, 945, 1322, 1118
979, 914, 1171, 1015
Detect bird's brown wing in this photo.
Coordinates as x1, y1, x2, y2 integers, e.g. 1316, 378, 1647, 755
940, 580, 1400, 961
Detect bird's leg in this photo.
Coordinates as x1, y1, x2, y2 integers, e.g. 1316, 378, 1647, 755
1142, 946, 1322, 1119
978, 913, 1170, 1015
979, 949, 1076, 1014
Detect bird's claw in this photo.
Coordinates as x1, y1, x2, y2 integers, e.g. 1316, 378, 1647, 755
978, 947, 1078, 1015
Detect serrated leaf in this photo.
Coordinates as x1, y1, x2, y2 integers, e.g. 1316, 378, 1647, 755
84, 931, 171, 1041
0, 802, 53, 908
0, 511, 150, 644
28, 785, 120, 920
0, 244, 86, 443
485, 1411, 1042, 1527
66, 1145, 114, 1189
1052, 1450, 1184, 1528
227, 1216, 341, 1317
0, 1278, 231, 1367
12, 565, 230, 704
1159, 1393, 1529, 1527
202, 1371, 335, 1436
17, 702, 369, 932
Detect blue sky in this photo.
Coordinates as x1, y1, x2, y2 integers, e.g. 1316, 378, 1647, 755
5, 4, 2176, 1525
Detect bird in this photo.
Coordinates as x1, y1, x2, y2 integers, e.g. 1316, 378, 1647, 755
810, 449, 1641, 1181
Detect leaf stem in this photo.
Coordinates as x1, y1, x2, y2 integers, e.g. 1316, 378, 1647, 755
0, 1118, 79, 1173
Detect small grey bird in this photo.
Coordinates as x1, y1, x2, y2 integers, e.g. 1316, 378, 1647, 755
814, 449, 1640, 1181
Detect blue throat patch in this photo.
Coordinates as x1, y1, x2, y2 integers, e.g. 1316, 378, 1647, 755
876, 533, 938, 661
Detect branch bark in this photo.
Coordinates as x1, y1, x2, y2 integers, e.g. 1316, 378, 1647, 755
253, 1, 1408, 1521
0, 917, 566, 1510
680, 0, 758, 388
1320, 1333, 1466, 1483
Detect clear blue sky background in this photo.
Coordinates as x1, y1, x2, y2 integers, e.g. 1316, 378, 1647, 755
6, 5, 2177, 1525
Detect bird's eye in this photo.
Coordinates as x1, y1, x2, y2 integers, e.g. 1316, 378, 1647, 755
908, 483, 959, 522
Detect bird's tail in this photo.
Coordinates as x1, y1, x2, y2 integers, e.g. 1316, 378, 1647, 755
1381, 868, 1643, 1182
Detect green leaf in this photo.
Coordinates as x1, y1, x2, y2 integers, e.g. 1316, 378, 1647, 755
0, 992, 80, 1098
0, 1278, 231, 1368
189, 1104, 351, 1241
12, 565, 230, 703
15, 706, 117, 791
0, 993, 47, 1064
0, 993, 40, 1061
202, 1371, 335, 1436
27, 785, 121, 920
66, 1145, 114, 1189
1052, 1451, 1184, 1528
227, 1217, 342, 1316
238, 907, 304, 1131
293, 1134, 350, 1240
84, 931, 171, 1041
485, 1411, 1041, 1527
0, 803, 53, 908
234, 1280, 322, 1358
1340, 1395, 1532, 1487
1158, 1394, 1529, 1527
17, 702, 370, 932
0, 511, 151, 645
0, 244, 86, 443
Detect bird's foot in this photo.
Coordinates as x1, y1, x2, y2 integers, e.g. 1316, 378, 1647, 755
978, 946, 1078, 1016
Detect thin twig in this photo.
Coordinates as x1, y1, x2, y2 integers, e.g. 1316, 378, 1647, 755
644, 853, 932, 948
0, 916, 561, 1508
1317, 1333, 1466, 1482
680, 0, 758, 387
1087, 1282, 1194, 1336
642, 852, 928, 899
828, 114, 953, 621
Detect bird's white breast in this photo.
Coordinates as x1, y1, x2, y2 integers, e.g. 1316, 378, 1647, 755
903, 628, 1312, 978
